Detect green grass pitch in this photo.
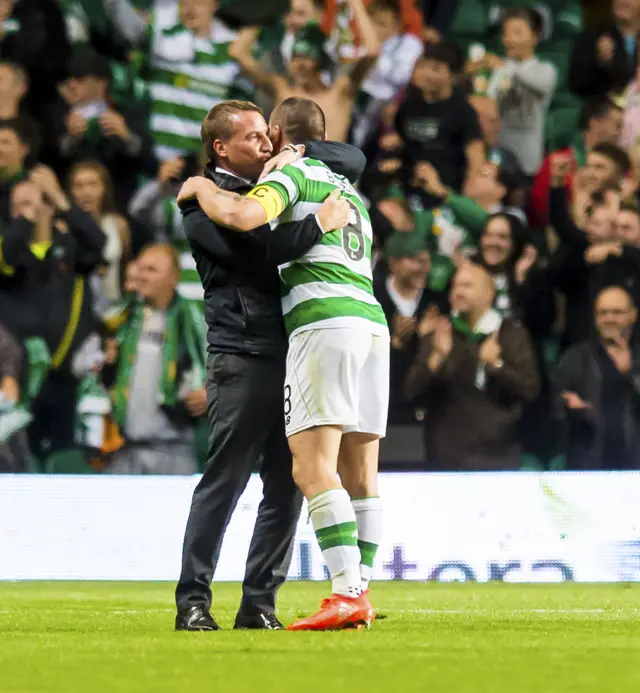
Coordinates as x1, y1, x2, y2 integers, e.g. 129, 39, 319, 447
1, 581, 639, 692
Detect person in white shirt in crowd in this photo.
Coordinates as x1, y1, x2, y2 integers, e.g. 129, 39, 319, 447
351, 0, 424, 147
470, 7, 557, 177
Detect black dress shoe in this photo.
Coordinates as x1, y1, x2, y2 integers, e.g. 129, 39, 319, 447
175, 605, 220, 631
233, 610, 284, 630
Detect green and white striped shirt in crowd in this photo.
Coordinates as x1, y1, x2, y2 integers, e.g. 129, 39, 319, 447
255, 159, 388, 339
161, 197, 203, 305
148, 16, 242, 161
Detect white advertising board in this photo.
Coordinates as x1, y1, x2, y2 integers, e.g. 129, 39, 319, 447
1, 472, 639, 582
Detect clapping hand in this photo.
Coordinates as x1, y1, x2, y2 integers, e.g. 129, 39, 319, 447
99, 110, 130, 140
479, 330, 501, 367
562, 391, 592, 411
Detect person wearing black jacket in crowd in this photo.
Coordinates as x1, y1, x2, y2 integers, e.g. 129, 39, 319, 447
0, 167, 106, 460
0, 0, 69, 119
548, 176, 640, 349
569, 0, 640, 99
174, 100, 365, 633
374, 232, 447, 424
50, 49, 155, 211
554, 285, 640, 470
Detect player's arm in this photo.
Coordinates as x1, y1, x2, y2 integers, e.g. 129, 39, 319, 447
178, 176, 287, 232
228, 27, 287, 96
177, 177, 271, 232
338, 0, 381, 95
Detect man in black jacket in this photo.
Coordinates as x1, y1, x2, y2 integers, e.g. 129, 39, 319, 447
175, 100, 365, 632
0, 168, 106, 459
569, 0, 640, 99
554, 285, 640, 470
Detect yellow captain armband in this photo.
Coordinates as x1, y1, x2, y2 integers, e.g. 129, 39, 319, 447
246, 185, 286, 223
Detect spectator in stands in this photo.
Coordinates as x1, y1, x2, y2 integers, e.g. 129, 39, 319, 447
0, 0, 68, 118
54, 49, 154, 211
570, 0, 640, 99
530, 97, 624, 229
481, 7, 557, 177
229, 0, 380, 142
107, 0, 255, 160
68, 161, 131, 305
374, 161, 487, 292
374, 232, 447, 425
420, 0, 460, 43
405, 262, 539, 470
259, 0, 326, 78
0, 319, 29, 473
616, 202, 640, 247
0, 61, 27, 120
468, 94, 523, 181
394, 42, 485, 194
0, 169, 106, 460
554, 285, 640, 470
103, 244, 206, 475
350, 0, 424, 147
0, 118, 30, 223
548, 159, 640, 348
128, 154, 204, 303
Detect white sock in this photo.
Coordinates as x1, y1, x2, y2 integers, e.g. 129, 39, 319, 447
309, 488, 362, 598
351, 497, 382, 591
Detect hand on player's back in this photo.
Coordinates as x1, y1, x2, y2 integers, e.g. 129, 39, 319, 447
316, 189, 352, 234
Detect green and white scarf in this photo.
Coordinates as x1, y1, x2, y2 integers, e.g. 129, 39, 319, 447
451, 308, 503, 389
111, 296, 206, 428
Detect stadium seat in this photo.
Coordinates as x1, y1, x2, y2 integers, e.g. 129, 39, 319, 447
544, 107, 581, 152
43, 449, 94, 475
379, 425, 425, 469
447, 0, 492, 54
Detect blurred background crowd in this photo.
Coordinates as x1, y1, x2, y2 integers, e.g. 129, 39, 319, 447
0, 0, 638, 474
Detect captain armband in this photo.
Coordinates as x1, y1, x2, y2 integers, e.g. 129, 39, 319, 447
245, 185, 286, 223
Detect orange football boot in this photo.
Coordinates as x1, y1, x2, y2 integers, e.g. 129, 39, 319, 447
287, 593, 375, 631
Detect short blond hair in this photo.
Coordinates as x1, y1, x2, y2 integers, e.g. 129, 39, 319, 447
201, 100, 263, 163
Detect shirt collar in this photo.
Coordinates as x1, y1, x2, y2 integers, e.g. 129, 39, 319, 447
214, 167, 252, 186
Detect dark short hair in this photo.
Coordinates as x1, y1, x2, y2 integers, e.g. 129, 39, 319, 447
421, 41, 461, 73
579, 96, 620, 130
271, 97, 325, 143
591, 143, 631, 175
0, 117, 34, 148
500, 6, 543, 36
200, 100, 264, 163
67, 48, 111, 81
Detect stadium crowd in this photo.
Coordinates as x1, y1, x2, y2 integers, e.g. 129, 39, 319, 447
0, 0, 639, 473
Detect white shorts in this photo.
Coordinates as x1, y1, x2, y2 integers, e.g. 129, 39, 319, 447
284, 327, 390, 438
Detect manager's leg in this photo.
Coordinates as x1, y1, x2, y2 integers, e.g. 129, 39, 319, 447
236, 417, 303, 626
175, 353, 276, 623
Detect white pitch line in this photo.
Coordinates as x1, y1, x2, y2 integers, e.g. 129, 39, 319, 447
0, 608, 638, 616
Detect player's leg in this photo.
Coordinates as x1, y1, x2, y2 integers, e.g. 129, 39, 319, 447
338, 434, 382, 592
285, 329, 362, 598
289, 424, 362, 598
285, 329, 372, 630
340, 333, 390, 592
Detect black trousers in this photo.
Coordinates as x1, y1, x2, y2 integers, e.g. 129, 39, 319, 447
175, 351, 302, 615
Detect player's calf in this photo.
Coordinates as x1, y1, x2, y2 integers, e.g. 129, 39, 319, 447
289, 426, 362, 599
338, 434, 382, 593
